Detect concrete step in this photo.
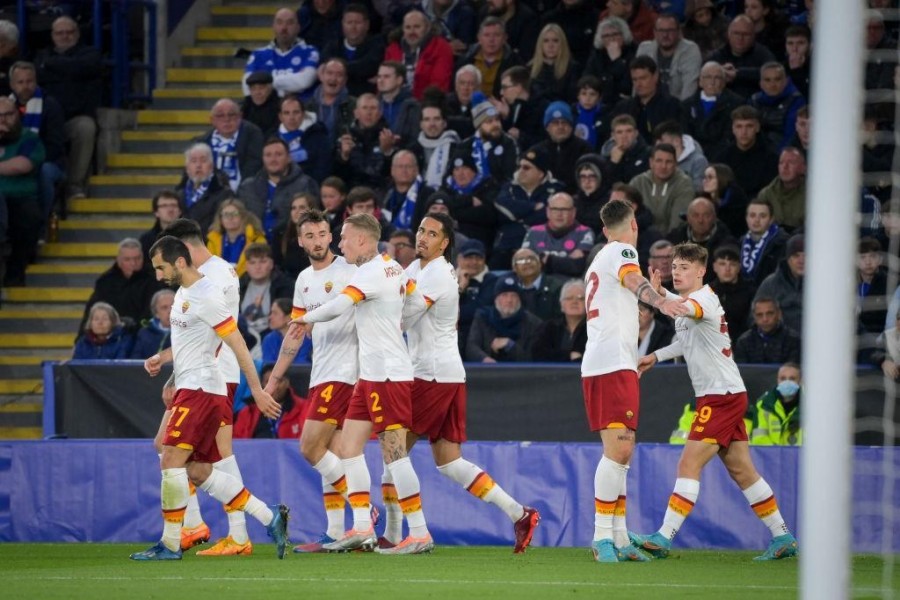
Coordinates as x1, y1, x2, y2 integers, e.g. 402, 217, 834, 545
0, 310, 81, 332
55, 218, 152, 243
0, 332, 76, 348
39, 242, 119, 258
208, 14, 276, 28
23, 272, 99, 287
137, 110, 213, 126
107, 153, 185, 168
150, 86, 241, 110
0, 380, 43, 394
0, 358, 45, 379
0, 398, 43, 439
70, 198, 153, 214
196, 26, 270, 44
180, 54, 253, 69
166, 68, 244, 84
120, 129, 203, 153
88, 174, 180, 198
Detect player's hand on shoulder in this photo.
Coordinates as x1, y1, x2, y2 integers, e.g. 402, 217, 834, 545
637, 353, 657, 375
255, 390, 282, 419
660, 297, 691, 318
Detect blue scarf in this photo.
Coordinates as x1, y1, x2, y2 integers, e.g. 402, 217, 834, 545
19, 87, 43, 133
472, 136, 491, 180
183, 177, 212, 209
575, 103, 602, 148
222, 232, 247, 265
211, 130, 240, 191
741, 223, 779, 278
484, 306, 524, 340
446, 170, 484, 195
279, 125, 308, 164
385, 177, 422, 229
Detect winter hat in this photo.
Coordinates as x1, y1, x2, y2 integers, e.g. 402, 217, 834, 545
575, 153, 604, 181
521, 145, 550, 174
493, 275, 523, 300
246, 70, 274, 85
543, 101, 574, 128
471, 92, 498, 128
459, 239, 486, 258
450, 148, 478, 172
786, 234, 805, 256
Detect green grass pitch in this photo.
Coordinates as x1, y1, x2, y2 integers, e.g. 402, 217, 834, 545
1, 544, 896, 599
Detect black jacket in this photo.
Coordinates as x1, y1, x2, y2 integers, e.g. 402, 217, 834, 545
611, 92, 684, 144
708, 43, 777, 100
681, 88, 746, 161
540, 1, 598, 64
532, 317, 587, 362
78, 264, 164, 336
334, 118, 391, 191
734, 323, 801, 364
709, 276, 757, 342
14, 91, 67, 164
716, 138, 778, 198
322, 34, 386, 97
437, 178, 500, 250
583, 43, 638, 110
35, 43, 103, 119
534, 135, 595, 194
241, 93, 280, 138
456, 133, 520, 184
237, 163, 320, 231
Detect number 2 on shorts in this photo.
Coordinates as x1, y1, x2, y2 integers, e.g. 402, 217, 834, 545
370, 392, 382, 412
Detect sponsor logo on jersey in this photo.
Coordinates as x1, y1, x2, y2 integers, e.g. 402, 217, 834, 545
622, 249, 637, 259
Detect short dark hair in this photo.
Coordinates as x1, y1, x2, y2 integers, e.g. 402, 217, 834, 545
673, 242, 708, 265
390, 229, 415, 245
343, 3, 370, 19
577, 75, 602, 94
244, 243, 272, 261
149, 235, 192, 266
652, 120, 683, 141
502, 65, 530, 88
713, 245, 740, 263
859, 236, 882, 254
752, 296, 780, 312
161, 218, 204, 245
611, 182, 644, 206
784, 24, 811, 41
346, 186, 378, 207
421, 211, 456, 261
380, 60, 406, 81
152, 190, 182, 213
731, 105, 760, 123
272, 297, 292, 315
298, 208, 329, 230
747, 197, 774, 215
600, 199, 634, 230
321, 176, 347, 195
264, 136, 290, 153
651, 142, 677, 160
629, 55, 658, 74
797, 105, 809, 119
279, 94, 303, 112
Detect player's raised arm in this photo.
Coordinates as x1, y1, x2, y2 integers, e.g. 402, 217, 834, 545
291, 289, 357, 325
622, 270, 691, 318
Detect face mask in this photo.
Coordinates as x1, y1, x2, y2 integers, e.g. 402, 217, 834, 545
776, 380, 800, 398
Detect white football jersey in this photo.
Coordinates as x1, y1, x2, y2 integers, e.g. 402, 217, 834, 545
342, 254, 414, 382
170, 277, 233, 395
405, 257, 466, 383
197, 255, 240, 384
293, 256, 359, 387
655, 286, 746, 396
581, 241, 642, 377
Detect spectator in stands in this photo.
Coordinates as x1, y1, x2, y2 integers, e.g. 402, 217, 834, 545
138, 190, 183, 262
629, 142, 694, 234
272, 192, 315, 279
388, 229, 417, 268
573, 154, 610, 234
456, 239, 497, 350
865, 10, 897, 92
749, 62, 806, 152
708, 245, 756, 342
493, 66, 546, 153
739, 197, 788, 287
299, 0, 342, 51
78, 238, 162, 334
523, 191, 594, 277
239, 243, 295, 340
874, 312, 900, 380
609, 182, 664, 265
743, 0, 788, 60
72, 302, 134, 359
466, 275, 543, 362
783, 24, 811, 101
599, 0, 658, 43
460, 17, 523, 98
422, 0, 478, 56
709, 15, 777, 100
527, 24, 580, 104
444, 65, 479, 138
682, 61, 746, 162
435, 150, 499, 250
320, 176, 347, 248
261, 298, 312, 365
702, 163, 749, 237
234, 363, 310, 439
571, 76, 607, 151
196, 99, 265, 192
734, 296, 801, 364
857, 236, 890, 335
375, 61, 421, 149
493, 146, 563, 269
0, 21, 19, 97
748, 362, 803, 446
510, 247, 564, 320
636, 14, 702, 101
384, 9, 454, 99
242, 8, 319, 98
241, 70, 280, 137
0, 96, 44, 287
653, 120, 708, 189
667, 196, 737, 279
129, 289, 175, 359
334, 93, 391, 190
9, 61, 66, 234
600, 114, 651, 185
239, 137, 320, 242
584, 17, 637, 109
458, 92, 519, 184
206, 198, 268, 276
383, 150, 435, 230
345, 185, 395, 241
533, 279, 587, 362
483, 0, 540, 59
647, 238, 675, 291
682, 0, 728, 59
757, 146, 806, 232
611, 55, 683, 144
35, 16, 102, 202
540, 0, 598, 65
306, 58, 355, 145
321, 4, 384, 97
717, 105, 778, 198
637, 300, 675, 357
176, 143, 233, 235
423, 193, 470, 250
411, 103, 460, 189
755, 233, 804, 334
277, 95, 331, 183
533, 101, 593, 194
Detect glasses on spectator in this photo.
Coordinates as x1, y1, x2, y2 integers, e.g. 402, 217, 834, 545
221, 210, 241, 218
548, 206, 574, 212
514, 257, 538, 264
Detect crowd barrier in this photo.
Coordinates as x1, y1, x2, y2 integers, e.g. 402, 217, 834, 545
46, 362, 897, 445
0, 440, 897, 552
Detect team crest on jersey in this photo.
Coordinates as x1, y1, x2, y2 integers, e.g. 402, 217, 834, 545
626, 410, 634, 419
324, 281, 333, 293
182, 301, 190, 313
621, 249, 637, 259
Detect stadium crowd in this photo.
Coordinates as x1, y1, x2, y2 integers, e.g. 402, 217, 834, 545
2, 2, 896, 440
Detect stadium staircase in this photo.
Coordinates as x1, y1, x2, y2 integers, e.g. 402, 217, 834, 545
0, 1, 281, 439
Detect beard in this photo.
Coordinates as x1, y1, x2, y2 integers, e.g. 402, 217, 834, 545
306, 247, 329, 262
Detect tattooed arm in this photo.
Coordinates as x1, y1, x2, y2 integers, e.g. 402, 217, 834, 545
622, 271, 691, 318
